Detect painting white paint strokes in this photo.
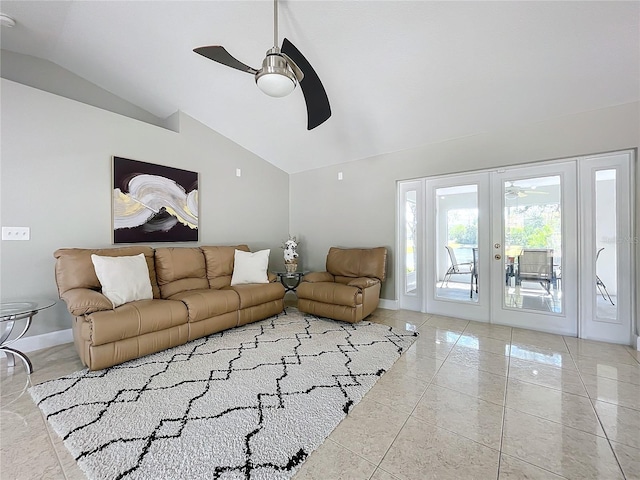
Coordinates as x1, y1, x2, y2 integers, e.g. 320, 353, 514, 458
113, 156, 198, 243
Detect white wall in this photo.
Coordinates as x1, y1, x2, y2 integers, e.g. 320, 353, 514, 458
1, 50, 165, 128
290, 103, 639, 301
0, 79, 289, 337
2, 75, 638, 343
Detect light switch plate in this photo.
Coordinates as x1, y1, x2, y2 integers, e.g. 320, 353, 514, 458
2, 227, 30, 240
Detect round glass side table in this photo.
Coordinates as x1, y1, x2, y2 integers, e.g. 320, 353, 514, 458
275, 272, 306, 294
1, 299, 56, 374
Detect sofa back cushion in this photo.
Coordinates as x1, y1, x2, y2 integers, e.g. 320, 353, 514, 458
201, 245, 250, 289
326, 247, 387, 282
154, 247, 208, 298
54, 246, 160, 298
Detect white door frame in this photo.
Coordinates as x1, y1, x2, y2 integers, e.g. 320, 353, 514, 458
578, 151, 635, 344
424, 172, 490, 321
396, 150, 636, 343
398, 180, 424, 311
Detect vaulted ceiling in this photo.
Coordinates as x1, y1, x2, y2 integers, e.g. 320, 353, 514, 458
1, 1, 638, 173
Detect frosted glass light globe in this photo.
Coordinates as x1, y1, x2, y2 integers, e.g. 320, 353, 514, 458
256, 73, 296, 97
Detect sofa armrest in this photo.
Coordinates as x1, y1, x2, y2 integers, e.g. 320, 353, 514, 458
60, 288, 113, 316
347, 277, 380, 289
303, 272, 335, 283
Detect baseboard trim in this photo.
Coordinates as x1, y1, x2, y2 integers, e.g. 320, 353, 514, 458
2, 328, 73, 355
378, 299, 399, 310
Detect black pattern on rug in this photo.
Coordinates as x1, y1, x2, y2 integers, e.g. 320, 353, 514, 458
30, 308, 418, 480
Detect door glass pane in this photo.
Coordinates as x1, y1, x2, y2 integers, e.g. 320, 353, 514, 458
405, 190, 417, 295
435, 185, 478, 303
503, 176, 562, 313
595, 170, 617, 320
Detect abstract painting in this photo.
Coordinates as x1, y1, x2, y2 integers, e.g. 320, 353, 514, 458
113, 157, 198, 243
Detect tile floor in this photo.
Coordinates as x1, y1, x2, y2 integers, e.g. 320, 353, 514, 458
1, 307, 639, 480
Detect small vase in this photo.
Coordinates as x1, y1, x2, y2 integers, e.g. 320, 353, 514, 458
285, 263, 298, 273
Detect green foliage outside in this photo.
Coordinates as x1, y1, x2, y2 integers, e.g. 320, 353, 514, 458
505, 205, 561, 251
507, 223, 554, 248
447, 204, 561, 252
449, 223, 477, 245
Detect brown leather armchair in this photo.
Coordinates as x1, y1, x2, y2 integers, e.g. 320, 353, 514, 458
296, 247, 387, 323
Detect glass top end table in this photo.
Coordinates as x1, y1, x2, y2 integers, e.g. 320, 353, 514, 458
275, 272, 306, 293
1, 299, 56, 374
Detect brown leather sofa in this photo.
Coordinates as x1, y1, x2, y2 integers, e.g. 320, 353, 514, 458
54, 245, 285, 370
297, 247, 387, 323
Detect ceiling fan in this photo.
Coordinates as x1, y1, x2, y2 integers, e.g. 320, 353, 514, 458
505, 182, 549, 199
193, 0, 331, 130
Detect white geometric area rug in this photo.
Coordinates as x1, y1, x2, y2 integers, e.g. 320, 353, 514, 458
30, 307, 417, 480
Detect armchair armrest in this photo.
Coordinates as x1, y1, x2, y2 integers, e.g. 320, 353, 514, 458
347, 277, 380, 289
60, 288, 113, 316
268, 272, 277, 283
303, 271, 335, 283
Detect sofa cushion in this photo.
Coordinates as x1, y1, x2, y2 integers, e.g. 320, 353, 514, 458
168, 289, 239, 322
347, 277, 380, 289
297, 300, 362, 324
155, 247, 209, 298
230, 249, 270, 285
326, 247, 387, 281
296, 282, 363, 308
91, 253, 153, 308
302, 272, 335, 283
54, 246, 160, 298
83, 299, 188, 346
202, 245, 250, 289
232, 283, 286, 309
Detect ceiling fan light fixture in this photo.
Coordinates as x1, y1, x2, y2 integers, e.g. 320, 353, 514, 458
0, 13, 16, 27
505, 191, 519, 200
255, 53, 297, 97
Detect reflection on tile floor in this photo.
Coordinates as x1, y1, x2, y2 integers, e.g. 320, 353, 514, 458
1, 308, 639, 480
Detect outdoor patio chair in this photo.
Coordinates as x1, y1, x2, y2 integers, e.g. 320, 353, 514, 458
443, 246, 474, 289
596, 248, 615, 305
516, 249, 554, 294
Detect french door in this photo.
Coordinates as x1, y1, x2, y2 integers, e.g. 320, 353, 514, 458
398, 151, 634, 343
490, 162, 577, 335
424, 172, 490, 321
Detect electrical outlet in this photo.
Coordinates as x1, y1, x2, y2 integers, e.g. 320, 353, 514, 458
2, 227, 30, 240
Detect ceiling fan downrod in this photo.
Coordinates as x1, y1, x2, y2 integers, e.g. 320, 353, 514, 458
273, 0, 279, 48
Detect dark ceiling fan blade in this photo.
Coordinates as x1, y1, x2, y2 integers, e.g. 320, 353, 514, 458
193, 46, 258, 75
281, 38, 331, 130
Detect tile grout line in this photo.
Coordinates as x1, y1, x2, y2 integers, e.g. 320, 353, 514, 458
320, 438, 379, 479
369, 314, 461, 474
563, 336, 628, 480
494, 325, 514, 479
498, 335, 575, 480
396, 318, 510, 451
355, 311, 433, 480
496, 332, 578, 479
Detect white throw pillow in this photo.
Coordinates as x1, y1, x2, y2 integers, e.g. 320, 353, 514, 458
230, 249, 270, 285
91, 253, 153, 308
